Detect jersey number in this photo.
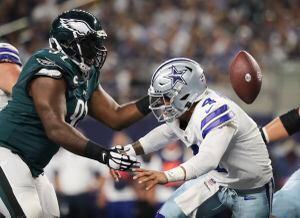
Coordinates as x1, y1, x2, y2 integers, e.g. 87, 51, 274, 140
70, 99, 88, 127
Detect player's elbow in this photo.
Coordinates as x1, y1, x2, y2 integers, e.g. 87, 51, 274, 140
44, 121, 65, 143
45, 128, 59, 142
209, 160, 219, 171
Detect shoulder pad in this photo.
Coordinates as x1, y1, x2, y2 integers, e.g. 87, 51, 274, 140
36, 57, 59, 68
35, 68, 63, 79
33, 49, 80, 88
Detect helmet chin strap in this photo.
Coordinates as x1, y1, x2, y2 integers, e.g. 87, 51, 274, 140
72, 32, 91, 80
71, 58, 91, 81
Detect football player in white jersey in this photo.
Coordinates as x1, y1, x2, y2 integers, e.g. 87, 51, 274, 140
113, 57, 274, 217
261, 107, 300, 217
0, 42, 22, 110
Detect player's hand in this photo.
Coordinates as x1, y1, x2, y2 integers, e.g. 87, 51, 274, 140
109, 145, 135, 180
110, 169, 121, 181
106, 148, 140, 171
132, 168, 168, 191
112, 144, 134, 155
111, 145, 127, 154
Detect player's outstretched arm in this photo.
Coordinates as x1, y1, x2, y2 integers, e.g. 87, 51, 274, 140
0, 62, 21, 94
110, 123, 178, 180
132, 124, 236, 190
88, 86, 151, 130
261, 107, 300, 143
116, 123, 178, 156
29, 76, 140, 170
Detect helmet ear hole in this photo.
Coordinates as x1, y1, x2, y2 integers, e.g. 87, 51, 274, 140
180, 94, 190, 100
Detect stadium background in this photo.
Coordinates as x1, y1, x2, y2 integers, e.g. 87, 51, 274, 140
1, 0, 300, 217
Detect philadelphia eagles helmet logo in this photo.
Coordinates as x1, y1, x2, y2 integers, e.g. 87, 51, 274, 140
59, 18, 107, 37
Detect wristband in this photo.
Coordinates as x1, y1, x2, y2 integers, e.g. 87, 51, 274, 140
84, 141, 108, 164
164, 166, 186, 182
279, 108, 300, 135
135, 95, 151, 115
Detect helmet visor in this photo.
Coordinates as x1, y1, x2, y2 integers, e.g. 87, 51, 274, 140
79, 32, 107, 69
149, 92, 179, 122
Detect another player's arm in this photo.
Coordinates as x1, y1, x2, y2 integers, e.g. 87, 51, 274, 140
261, 107, 300, 143
133, 123, 236, 190
88, 85, 150, 130
30, 77, 88, 154
110, 123, 178, 180
121, 123, 178, 156
0, 62, 21, 94
29, 76, 139, 170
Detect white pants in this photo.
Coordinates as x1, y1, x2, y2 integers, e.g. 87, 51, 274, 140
0, 147, 59, 218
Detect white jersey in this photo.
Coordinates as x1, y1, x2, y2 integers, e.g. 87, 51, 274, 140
0, 42, 22, 111
0, 89, 10, 111
140, 89, 273, 189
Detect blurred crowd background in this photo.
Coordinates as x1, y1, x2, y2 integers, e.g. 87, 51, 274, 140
1, 0, 300, 217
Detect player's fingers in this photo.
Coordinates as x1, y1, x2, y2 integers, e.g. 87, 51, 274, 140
139, 174, 156, 184
146, 181, 157, 191
110, 169, 121, 181
133, 171, 153, 180
132, 168, 145, 173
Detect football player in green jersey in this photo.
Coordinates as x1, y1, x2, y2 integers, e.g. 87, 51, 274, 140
0, 9, 150, 218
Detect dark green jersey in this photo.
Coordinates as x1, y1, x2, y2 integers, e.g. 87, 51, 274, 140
0, 48, 100, 177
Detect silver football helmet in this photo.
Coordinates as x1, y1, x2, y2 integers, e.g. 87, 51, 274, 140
149, 57, 207, 122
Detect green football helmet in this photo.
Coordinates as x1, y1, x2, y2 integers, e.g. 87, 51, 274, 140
49, 9, 107, 80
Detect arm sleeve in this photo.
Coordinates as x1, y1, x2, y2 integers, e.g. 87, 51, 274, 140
139, 123, 179, 154
181, 123, 236, 180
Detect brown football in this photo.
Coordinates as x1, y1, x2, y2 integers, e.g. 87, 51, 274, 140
229, 50, 262, 104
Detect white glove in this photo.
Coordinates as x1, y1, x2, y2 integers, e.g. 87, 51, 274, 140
112, 144, 136, 156
106, 146, 140, 171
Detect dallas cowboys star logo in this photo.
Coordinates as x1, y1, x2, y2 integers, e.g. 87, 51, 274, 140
167, 65, 187, 87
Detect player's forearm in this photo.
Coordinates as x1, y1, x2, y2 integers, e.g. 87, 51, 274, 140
46, 121, 88, 154
90, 102, 145, 130
89, 87, 150, 130
262, 108, 300, 143
111, 102, 147, 129
126, 124, 178, 156
165, 125, 234, 182
46, 122, 113, 165
261, 118, 289, 143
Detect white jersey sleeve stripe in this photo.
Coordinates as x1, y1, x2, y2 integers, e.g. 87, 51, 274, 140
202, 111, 235, 138
201, 104, 229, 128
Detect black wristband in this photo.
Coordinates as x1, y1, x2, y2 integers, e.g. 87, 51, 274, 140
135, 95, 151, 115
279, 108, 300, 136
84, 141, 108, 164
